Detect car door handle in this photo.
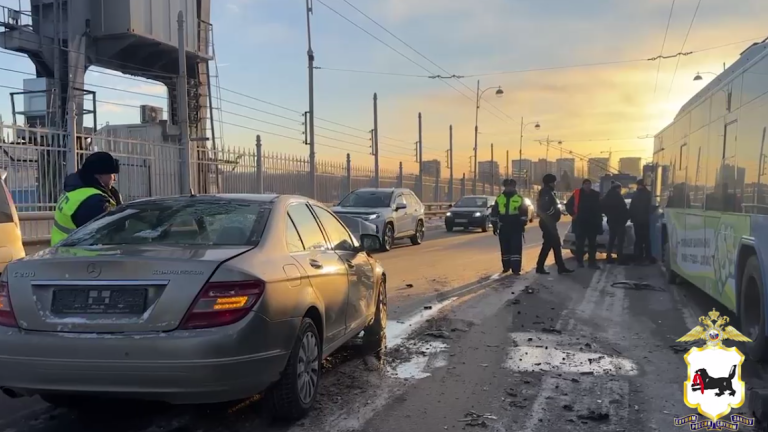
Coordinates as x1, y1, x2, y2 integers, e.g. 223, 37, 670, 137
308, 259, 323, 269
344, 260, 355, 270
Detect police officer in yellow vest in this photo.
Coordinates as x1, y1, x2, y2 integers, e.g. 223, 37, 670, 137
491, 179, 529, 275
51, 151, 122, 246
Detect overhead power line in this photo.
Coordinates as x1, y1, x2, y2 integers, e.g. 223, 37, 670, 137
314, 35, 765, 80
653, 0, 677, 97
314, 0, 507, 123
667, 0, 703, 98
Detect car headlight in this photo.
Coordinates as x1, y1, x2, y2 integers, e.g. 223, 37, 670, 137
446, 212, 452, 217
365, 213, 380, 220
473, 212, 482, 217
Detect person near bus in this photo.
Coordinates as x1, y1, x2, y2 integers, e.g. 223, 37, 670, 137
629, 178, 655, 264
491, 179, 529, 275
601, 182, 630, 265
535, 174, 573, 275
566, 178, 602, 269
51, 151, 122, 246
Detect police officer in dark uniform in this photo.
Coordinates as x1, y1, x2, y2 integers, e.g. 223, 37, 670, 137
491, 179, 528, 275
535, 174, 573, 275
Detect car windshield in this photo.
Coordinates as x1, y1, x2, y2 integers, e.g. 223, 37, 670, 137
454, 197, 488, 208
338, 191, 392, 208
57, 198, 271, 247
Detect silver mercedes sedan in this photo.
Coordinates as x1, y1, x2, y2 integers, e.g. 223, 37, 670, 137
0, 194, 387, 420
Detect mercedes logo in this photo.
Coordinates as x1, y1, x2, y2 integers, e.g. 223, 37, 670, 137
86, 263, 102, 278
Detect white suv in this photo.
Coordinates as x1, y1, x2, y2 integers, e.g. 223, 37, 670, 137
331, 188, 425, 252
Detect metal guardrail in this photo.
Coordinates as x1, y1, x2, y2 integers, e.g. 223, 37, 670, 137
18, 203, 452, 246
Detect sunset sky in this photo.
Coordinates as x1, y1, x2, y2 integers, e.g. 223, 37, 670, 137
0, 0, 766, 175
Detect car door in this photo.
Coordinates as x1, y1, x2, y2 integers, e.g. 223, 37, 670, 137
392, 193, 411, 236
311, 205, 375, 333
406, 193, 423, 227
287, 203, 350, 345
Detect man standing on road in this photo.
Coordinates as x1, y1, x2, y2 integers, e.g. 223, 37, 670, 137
601, 182, 630, 265
51, 151, 122, 246
491, 179, 529, 275
535, 174, 573, 275
566, 179, 602, 269
629, 178, 656, 264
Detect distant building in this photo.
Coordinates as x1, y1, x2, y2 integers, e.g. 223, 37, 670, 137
477, 160, 500, 185
587, 157, 610, 181
619, 157, 642, 177
511, 159, 533, 188
533, 159, 556, 185
555, 158, 575, 177
421, 159, 441, 179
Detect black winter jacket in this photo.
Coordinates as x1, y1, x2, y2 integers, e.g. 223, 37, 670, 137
601, 188, 629, 226
537, 186, 561, 234
566, 188, 603, 234
63, 172, 123, 228
629, 187, 652, 225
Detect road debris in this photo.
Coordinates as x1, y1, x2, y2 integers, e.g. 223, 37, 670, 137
424, 305, 433, 310
577, 410, 610, 421
424, 330, 452, 339
562, 404, 575, 412
526, 286, 535, 294
458, 411, 498, 427
610, 280, 665, 292
541, 327, 562, 335
511, 299, 521, 305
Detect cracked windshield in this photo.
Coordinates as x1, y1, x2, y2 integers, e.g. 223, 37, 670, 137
0, 0, 767, 431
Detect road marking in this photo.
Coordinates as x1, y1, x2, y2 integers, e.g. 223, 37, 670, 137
514, 267, 635, 430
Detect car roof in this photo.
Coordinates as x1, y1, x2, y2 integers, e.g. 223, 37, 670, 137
353, 188, 411, 193
128, 194, 327, 206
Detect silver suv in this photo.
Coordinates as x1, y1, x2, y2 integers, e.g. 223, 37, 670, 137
331, 188, 425, 252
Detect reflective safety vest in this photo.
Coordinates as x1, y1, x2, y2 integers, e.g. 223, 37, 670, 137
51, 187, 116, 246
495, 193, 523, 215
572, 189, 581, 216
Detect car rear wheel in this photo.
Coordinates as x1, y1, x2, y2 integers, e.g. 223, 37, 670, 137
268, 318, 321, 420
380, 224, 394, 252
410, 220, 424, 245
363, 280, 387, 354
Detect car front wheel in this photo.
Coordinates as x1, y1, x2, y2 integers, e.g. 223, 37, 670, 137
739, 256, 768, 362
410, 220, 424, 245
363, 280, 387, 354
268, 318, 321, 420
381, 224, 394, 252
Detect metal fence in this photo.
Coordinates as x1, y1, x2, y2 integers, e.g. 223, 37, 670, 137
1, 124, 529, 240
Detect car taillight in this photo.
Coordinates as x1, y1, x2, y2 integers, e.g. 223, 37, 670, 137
0, 280, 18, 328
179, 280, 265, 330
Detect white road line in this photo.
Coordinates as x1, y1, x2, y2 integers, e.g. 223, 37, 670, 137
520, 376, 559, 431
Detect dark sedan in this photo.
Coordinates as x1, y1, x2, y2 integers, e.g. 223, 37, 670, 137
444, 196, 495, 232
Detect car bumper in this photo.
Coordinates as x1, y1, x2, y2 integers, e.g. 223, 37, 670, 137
445, 215, 487, 228
0, 314, 300, 404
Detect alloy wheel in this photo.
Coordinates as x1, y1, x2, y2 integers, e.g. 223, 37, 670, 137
296, 332, 319, 404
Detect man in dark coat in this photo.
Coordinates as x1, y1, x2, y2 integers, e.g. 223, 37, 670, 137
535, 174, 573, 275
566, 178, 602, 269
629, 178, 655, 264
601, 182, 629, 265
491, 179, 529, 275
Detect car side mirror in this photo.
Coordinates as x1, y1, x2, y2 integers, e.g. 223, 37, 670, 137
359, 234, 382, 252
395, 202, 407, 211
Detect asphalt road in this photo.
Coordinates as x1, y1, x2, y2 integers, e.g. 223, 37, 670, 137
5, 221, 767, 431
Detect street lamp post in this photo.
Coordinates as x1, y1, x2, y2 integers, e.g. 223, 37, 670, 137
693, 71, 718, 81
519, 118, 540, 190
473, 80, 503, 194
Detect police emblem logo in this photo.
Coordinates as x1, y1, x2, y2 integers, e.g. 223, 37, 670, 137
674, 309, 756, 430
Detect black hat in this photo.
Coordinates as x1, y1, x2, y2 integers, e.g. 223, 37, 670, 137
502, 178, 516, 187
81, 151, 120, 175
582, 178, 592, 185
542, 174, 557, 184
636, 178, 646, 187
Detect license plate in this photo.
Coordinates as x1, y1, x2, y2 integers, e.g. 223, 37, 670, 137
52, 288, 147, 314
455, 219, 468, 223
